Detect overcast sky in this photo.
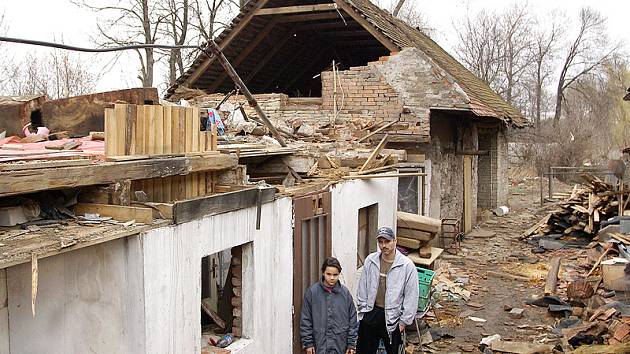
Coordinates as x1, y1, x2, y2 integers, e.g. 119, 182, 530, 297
1, 0, 628, 93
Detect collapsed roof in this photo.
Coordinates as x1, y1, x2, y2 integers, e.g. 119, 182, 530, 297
166, 0, 527, 127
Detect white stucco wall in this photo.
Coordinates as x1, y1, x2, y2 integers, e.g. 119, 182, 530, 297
6, 237, 146, 354
2, 197, 293, 354
141, 197, 294, 354
330, 178, 398, 296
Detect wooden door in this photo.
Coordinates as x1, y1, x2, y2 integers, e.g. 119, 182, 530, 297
463, 156, 473, 232
292, 191, 332, 353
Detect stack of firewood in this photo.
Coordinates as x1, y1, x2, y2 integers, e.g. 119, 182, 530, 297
396, 211, 441, 263
523, 175, 628, 239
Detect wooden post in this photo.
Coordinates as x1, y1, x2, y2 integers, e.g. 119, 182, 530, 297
548, 166, 553, 200
200, 42, 287, 147
545, 257, 561, 295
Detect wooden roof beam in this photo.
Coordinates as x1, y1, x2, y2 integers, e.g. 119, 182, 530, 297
333, 0, 399, 52
206, 18, 280, 93
182, 0, 272, 87
276, 12, 341, 23
255, 3, 338, 16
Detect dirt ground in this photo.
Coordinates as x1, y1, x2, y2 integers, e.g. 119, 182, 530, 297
411, 174, 579, 353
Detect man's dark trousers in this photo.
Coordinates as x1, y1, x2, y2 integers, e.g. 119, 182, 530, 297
356, 307, 402, 354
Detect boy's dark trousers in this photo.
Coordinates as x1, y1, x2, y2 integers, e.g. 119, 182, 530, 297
356, 307, 402, 354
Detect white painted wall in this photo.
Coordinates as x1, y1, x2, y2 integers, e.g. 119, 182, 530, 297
141, 197, 294, 354
0, 269, 9, 353
2, 197, 293, 354
330, 178, 398, 296
6, 237, 146, 354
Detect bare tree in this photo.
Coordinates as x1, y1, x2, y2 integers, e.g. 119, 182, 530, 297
454, 10, 504, 90
498, 4, 534, 105
190, 0, 239, 43
528, 19, 562, 130
553, 7, 615, 126
76, 0, 165, 87
159, 0, 191, 85
2, 50, 97, 99
392, 0, 406, 17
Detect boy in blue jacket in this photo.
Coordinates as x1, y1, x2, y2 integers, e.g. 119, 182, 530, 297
300, 257, 358, 354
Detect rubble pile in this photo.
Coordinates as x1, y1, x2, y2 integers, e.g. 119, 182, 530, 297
523, 175, 629, 252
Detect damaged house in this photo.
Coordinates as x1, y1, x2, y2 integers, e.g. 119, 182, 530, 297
167, 0, 528, 234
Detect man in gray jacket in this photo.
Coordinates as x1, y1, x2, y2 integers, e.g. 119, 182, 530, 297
356, 227, 419, 354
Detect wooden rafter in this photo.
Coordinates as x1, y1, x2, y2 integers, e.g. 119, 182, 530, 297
261, 43, 319, 92
207, 18, 280, 92
244, 31, 296, 83
276, 12, 341, 23
333, 0, 399, 52
254, 3, 338, 16
182, 0, 272, 87
281, 50, 328, 92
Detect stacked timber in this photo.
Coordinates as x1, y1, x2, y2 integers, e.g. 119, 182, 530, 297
104, 103, 219, 203
397, 211, 442, 265
523, 175, 629, 240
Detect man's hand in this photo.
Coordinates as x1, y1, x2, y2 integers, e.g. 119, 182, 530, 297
345, 348, 356, 354
399, 323, 406, 333
305, 347, 315, 354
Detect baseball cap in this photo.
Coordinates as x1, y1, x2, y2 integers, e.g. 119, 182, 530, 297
376, 226, 395, 240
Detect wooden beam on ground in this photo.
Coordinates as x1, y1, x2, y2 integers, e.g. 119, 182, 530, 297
182, 0, 272, 87
74, 203, 153, 224
173, 186, 276, 224
0, 154, 238, 197
333, 0, 399, 52
359, 134, 388, 173
254, 3, 338, 16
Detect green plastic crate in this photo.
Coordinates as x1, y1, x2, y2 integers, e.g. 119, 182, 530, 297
416, 267, 435, 311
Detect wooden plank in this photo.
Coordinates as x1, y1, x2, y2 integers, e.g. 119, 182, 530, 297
0, 155, 238, 197
397, 211, 441, 233
154, 106, 165, 202
191, 107, 200, 197
173, 187, 276, 224
74, 203, 153, 224
397, 227, 434, 242
211, 123, 218, 151
104, 108, 115, 156
125, 104, 137, 155
359, 134, 388, 172
463, 155, 473, 233
357, 120, 398, 143
185, 107, 194, 198
254, 3, 337, 16
143, 202, 174, 219
114, 104, 127, 156
162, 106, 172, 202
545, 257, 561, 295
408, 247, 443, 267
135, 105, 146, 155
0, 159, 91, 171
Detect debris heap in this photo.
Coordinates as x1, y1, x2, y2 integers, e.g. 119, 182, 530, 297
523, 175, 628, 241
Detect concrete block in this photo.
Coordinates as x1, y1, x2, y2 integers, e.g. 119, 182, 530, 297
0, 206, 28, 226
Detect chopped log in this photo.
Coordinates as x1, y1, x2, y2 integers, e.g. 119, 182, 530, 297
396, 227, 433, 241
396, 236, 422, 249
397, 211, 441, 233
545, 257, 561, 295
